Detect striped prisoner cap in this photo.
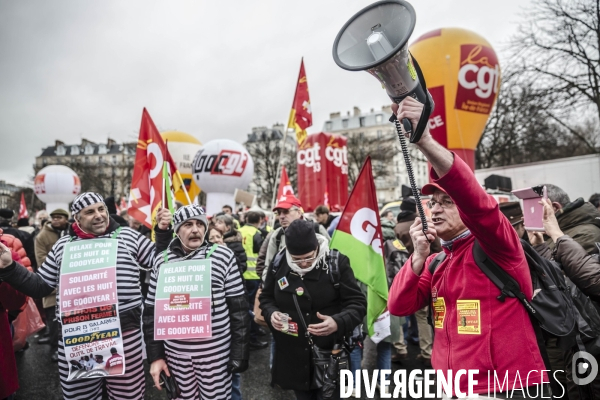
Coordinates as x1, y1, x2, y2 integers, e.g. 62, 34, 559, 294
71, 192, 105, 215
173, 204, 208, 233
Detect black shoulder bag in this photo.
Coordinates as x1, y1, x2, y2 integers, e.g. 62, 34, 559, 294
293, 294, 349, 398
291, 250, 349, 398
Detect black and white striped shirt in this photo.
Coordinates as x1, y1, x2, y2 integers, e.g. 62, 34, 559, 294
38, 227, 155, 316
145, 243, 245, 356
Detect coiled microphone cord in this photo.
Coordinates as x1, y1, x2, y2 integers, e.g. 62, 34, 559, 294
392, 116, 429, 236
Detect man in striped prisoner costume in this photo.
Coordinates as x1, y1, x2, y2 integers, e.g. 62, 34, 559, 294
0, 192, 157, 400
144, 204, 250, 400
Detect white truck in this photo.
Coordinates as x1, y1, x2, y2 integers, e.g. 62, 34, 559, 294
475, 154, 600, 202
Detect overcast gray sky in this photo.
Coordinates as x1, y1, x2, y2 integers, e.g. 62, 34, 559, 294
0, 0, 532, 186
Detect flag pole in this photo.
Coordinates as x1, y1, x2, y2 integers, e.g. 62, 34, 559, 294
180, 173, 193, 205
269, 57, 303, 223
162, 140, 167, 210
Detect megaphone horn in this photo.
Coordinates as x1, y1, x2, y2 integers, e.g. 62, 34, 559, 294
332, 0, 433, 235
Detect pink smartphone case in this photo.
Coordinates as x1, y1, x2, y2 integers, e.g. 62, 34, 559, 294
511, 187, 545, 231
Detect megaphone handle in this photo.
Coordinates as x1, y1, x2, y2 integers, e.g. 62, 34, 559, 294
401, 118, 413, 138
392, 115, 430, 238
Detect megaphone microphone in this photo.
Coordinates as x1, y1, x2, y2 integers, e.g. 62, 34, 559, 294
333, 0, 433, 236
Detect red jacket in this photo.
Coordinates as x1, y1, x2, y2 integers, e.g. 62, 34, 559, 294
0, 246, 28, 398
389, 154, 546, 396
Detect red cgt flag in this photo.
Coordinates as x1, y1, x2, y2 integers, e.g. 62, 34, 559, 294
330, 156, 389, 340
287, 59, 312, 146
18, 193, 28, 219
276, 166, 295, 202
128, 108, 178, 229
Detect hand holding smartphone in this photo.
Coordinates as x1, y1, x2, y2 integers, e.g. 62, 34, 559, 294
511, 185, 547, 232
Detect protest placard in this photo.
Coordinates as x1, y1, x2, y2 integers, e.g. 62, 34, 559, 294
59, 238, 125, 380
154, 259, 212, 340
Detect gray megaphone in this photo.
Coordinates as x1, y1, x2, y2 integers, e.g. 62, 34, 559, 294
332, 0, 433, 143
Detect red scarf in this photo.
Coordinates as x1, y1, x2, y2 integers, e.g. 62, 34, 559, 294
72, 222, 100, 239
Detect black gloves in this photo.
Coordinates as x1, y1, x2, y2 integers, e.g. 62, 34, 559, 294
227, 359, 249, 374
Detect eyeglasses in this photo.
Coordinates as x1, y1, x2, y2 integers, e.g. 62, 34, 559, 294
290, 252, 318, 265
426, 198, 455, 209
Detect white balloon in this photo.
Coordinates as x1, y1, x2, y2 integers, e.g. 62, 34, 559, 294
192, 140, 254, 216
192, 140, 254, 194
34, 165, 81, 208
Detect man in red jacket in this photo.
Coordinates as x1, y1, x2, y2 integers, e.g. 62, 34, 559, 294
388, 98, 548, 398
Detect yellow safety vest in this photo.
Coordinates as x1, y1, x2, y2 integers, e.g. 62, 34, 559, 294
239, 224, 260, 280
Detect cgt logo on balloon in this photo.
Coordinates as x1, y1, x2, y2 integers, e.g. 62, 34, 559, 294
325, 144, 348, 175
297, 143, 322, 173
297, 142, 349, 175
34, 174, 46, 194
193, 150, 248, 177
455, 44, 500, 115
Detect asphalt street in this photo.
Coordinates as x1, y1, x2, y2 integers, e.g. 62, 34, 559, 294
15, 332, 437, 400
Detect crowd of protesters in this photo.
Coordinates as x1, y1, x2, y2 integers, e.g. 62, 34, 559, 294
2, 99, 600, 400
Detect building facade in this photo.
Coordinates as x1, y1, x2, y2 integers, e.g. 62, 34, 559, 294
323, 106, 429, 204
0, 180, 20, 210
35, 138, 136, 200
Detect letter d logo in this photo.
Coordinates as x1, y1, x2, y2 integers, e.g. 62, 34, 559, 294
573, 351, 598, 386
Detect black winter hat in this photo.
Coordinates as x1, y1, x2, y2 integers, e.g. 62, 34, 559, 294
0, 209, 14, 219
104, 196, 118, 215
285, 219, 319, 255
400, 198, 417, 212
17, 218, 29, 227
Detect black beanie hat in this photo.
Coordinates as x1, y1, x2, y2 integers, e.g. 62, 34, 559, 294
17, 218, 29, 227
104, 196, 118, 215
0, 208, 14, 219
285, 219, 319, 255
400, 198, 417, 212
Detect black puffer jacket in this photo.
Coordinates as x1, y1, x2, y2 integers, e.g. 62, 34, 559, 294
223, 229, 247, 276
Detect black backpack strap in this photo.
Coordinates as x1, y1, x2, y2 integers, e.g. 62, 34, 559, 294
427, 252, 447, 275
274, 228, 285, 252
472, 240, 544, 324
328, 249, 340, 289
270, 248, 286, 275
313, 222, 321, 235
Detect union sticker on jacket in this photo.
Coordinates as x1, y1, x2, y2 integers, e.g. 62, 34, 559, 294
278, 277, 289, 290
433, 297, 446, 329
457, 300, 481, 334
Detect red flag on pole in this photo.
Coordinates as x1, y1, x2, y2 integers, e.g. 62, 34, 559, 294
128, 108, 178, 229
287, 59, 312, 146
18, 193, 28, 219
276, 166, 295, 202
